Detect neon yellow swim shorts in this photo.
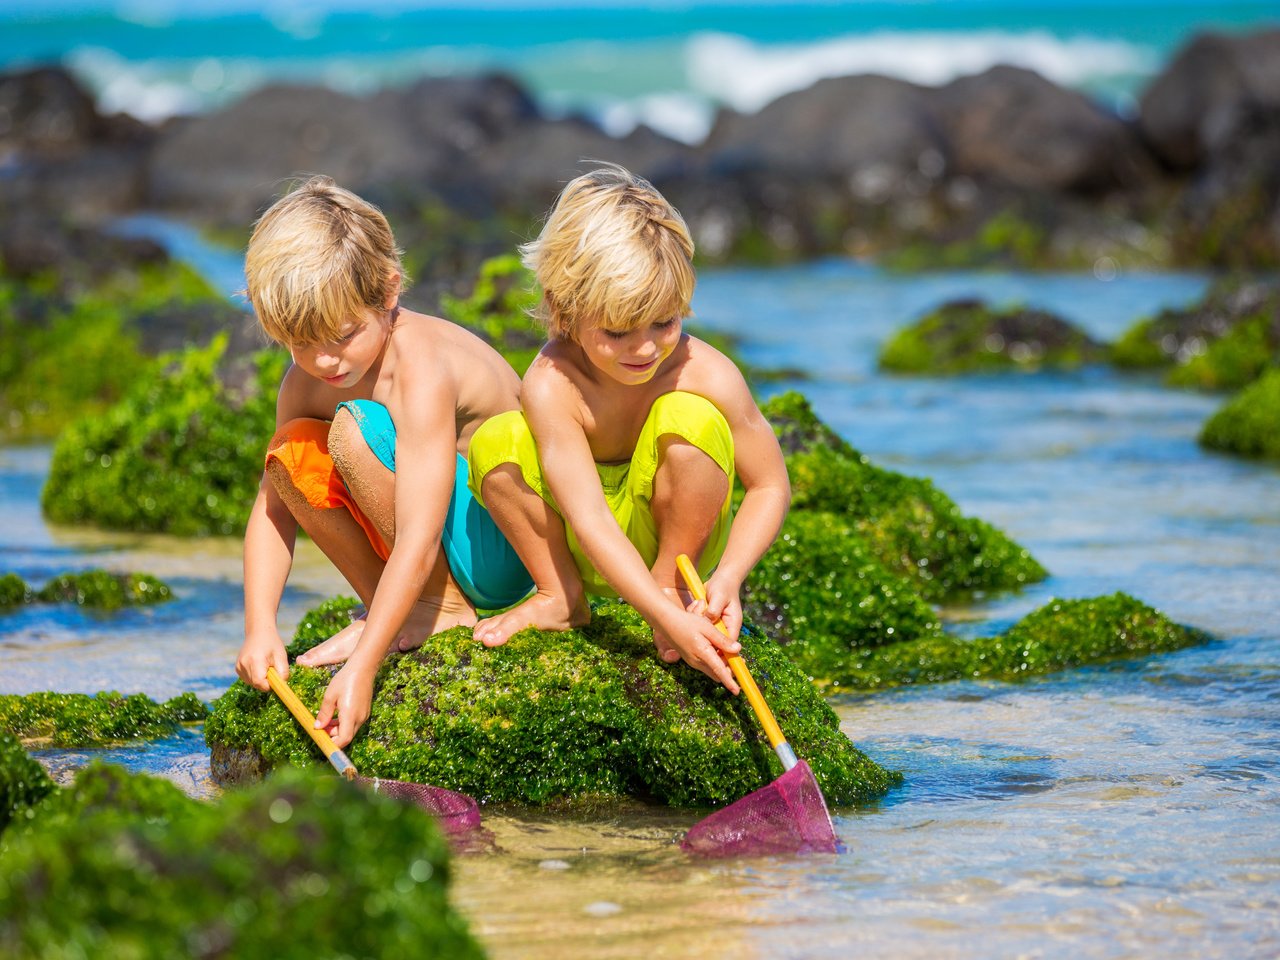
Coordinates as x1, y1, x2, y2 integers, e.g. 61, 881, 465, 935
468, 391, 735, 597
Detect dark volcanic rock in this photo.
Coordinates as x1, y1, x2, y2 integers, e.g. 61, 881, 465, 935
932, 66, 1154, 194
0, 211, 165, 285
1139, 30, 1280, 171
0, 66, 154, 218
704, 75, 944, 186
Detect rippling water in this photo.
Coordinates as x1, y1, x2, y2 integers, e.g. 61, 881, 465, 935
4, 259, 1279, 958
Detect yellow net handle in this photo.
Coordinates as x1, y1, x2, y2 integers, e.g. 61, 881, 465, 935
675, 555, 797, 770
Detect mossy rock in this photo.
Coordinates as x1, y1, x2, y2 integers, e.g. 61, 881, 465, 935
743, 511, 944, 680
837, 593, 1208, 690
1199, 368, 1280, 460
41, 336, 287, 536
1112, 277, 1279, 389
32, 570, 172, 609
207, 600, 901, 809
879, 298, 1105, 375
760, 393, 1046, 600
0, 574, 30, 609
0, 732, 55, 831
0, 763, 482, 959
0, 260, 247, 441
0, 691, 208, 747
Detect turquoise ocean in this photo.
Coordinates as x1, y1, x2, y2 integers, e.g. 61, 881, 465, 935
4, 1, 1278, 142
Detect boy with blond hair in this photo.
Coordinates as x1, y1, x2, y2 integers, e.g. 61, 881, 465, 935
235, 176, 549, 747
468, 165, 791, 691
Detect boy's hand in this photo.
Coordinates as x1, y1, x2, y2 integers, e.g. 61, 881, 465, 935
699, 572, 744, 645
653, 605, 742, 694
313, 662, 375, 749
236, 632, 290, 691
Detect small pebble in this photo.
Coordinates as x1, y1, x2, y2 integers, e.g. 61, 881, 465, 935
583, 901, 622, 917
539, 859, 571, 871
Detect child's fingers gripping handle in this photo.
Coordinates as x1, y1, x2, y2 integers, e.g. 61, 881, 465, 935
674, 555, 791, 761
265, 666, 358, 780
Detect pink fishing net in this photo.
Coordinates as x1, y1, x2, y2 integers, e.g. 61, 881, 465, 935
681, 760, 839, 858
360, 777, 482, 837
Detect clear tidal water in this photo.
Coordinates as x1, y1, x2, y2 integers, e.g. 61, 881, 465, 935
4, 258, 1279, 958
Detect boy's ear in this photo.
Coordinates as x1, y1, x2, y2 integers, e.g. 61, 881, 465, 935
384, 272, 402, 309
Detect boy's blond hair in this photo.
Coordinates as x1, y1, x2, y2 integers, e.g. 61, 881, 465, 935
520, 164, 695, 341
245, 176, 405, 345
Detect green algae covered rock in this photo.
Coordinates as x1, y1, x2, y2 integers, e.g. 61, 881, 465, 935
837, 593, 1208, 690
0, 570, 172, 611
42, 336, 286, 536
743, 511, 944, 683
879, 299, 1105, 375
1199, 368, 1280, 460
0, 691, 208, 747
0, 732, 55, 831
207, 600, 901, 809
0, 261, 239, 441
34, 570, 173, 609
0, 763, 482, 960
760, 392, 1046, 601
1112, 278, 1279, 390
0, 574, 29, 609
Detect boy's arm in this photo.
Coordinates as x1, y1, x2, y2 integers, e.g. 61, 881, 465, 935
694, 353, 791, 643
236, 369, 306, 691
523, 370, 742, 692
314, 370, 459, 749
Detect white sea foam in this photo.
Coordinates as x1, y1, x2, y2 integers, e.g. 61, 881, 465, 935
685, 30, 1159, 115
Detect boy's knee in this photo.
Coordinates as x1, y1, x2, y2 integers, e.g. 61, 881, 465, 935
327, 408, 361, 477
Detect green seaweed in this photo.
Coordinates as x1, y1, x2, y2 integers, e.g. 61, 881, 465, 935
0, 261, 239, 441
0, 763, 482, 959
0, 691, 208, 747
1199, 368, 1280, 461
41, 337, 286, 536
33, 570, 172, 609
879, 299, 1104, 375
839, 593, 1208, 690
0, 574, 29, 609
0, 732, 55, 831
761, 392, 1046, 599
1111, 278, 1279, 390
208, 599, 901, 808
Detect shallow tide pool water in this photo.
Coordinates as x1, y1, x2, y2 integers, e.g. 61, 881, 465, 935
3, 260, 1278, 958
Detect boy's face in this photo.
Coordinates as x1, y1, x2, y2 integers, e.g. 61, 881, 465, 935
288, 306, 391, 390
577, 314, 682, 385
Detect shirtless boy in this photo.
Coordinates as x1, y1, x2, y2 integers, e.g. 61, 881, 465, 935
234, 177, 541, 746
468, 165, 791, 691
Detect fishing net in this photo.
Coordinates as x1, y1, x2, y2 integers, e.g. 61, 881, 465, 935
361, 777, 482, 837
681, 760, 839, 858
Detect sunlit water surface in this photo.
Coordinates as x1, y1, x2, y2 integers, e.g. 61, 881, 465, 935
4, 260, 1278, 958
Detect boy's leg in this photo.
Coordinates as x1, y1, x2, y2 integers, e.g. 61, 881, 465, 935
297, 406, 478, 667
264, 454, 386, 607
466, 411, 590, 647
647, 435, 731, 663
471, 462, 589, 647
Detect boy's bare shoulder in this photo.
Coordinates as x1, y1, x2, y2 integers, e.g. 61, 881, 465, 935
673, 334, 749, 394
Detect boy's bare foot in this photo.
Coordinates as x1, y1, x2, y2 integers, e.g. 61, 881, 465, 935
392, 596, 478, 652
473, 591, 590, 648
296, 594, 478, 667
651, 585, 693, 663
297, 616, 366, 667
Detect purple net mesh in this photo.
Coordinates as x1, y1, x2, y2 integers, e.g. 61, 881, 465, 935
681, 760, 839, 858
358, 776, 482, 837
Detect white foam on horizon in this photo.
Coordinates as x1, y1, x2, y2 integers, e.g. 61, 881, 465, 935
686, 30, 1159, 115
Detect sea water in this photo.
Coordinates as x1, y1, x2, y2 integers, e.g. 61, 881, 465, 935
4, 244, 1278, 957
